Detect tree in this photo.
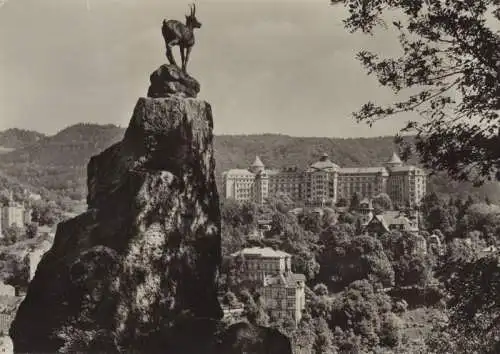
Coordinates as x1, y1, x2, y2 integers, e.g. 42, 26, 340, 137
456, 203, 500, 242
313, 283, 329, 297
394, 253, 433, 287
25, 222, 38, 239
221, 199, 257, 229
330, 280, 393, 350
298, 209, 323, 234
349, 192, 361, 211
380, 231, 435, 286
290, 314, 316, 353
313, 318, 336, 354
428, 255, 500, 353
269, 212, 289, 236
372, 193, 393, 212
221, 225, 246, 257
333, 0, 500, 184
30, 200, 63, 227
379, 313, 403, 348
420, 193, 457, 236
242, 291, 269, 327
319, 226, 394, 289
3, 225, 22, 245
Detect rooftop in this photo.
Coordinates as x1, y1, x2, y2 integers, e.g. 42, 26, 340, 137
224, 169, 255, 176
264, 272, 306, 288
387, 152, 403, 165
251, 156, 265, 168
230, 247, 291, 258
340, 167, 389, 175
307, 153, 340, 172
369, 211, 418, 231
389, 166, 425, 173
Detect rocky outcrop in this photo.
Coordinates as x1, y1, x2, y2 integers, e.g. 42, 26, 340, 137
10, 96, 222, 353
147, 64, 200, 98
218, 322, 293, 354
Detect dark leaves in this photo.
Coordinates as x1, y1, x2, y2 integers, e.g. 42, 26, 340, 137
336, 0, 500, 183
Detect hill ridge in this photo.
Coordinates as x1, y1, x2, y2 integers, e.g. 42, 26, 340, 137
0, 123, 497, 203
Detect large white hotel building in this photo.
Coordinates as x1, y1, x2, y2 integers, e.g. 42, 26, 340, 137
222, 153, 427, 208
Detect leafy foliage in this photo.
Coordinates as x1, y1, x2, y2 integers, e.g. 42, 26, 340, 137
219, 194, 500, 352
328, 280, 400, 351
428, 254, 500, 353
318, 224, 395, 289
372, 193, 393, 212
333, 0, 500, 184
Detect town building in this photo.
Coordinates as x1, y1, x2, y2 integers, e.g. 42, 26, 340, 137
0, 194, 28, 236
231, 247, 293, 283
222, 152, 427, 208
358, 198, 375, 226
230, 247, 306, 324
365, 210, 419, 235
261, 272, 306, 324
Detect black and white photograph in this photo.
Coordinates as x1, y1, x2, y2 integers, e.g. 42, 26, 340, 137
0, 0, 499, 353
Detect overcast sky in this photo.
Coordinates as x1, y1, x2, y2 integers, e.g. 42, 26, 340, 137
0, 0, 416, 137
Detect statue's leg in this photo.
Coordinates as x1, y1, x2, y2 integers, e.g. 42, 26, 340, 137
184, 46, 192, 73
166, 40, 179, 67
180, 45, 186, 72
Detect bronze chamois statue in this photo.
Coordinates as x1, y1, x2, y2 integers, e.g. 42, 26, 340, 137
162, 4, 202, 73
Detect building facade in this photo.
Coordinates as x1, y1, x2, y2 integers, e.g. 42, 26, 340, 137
230, 247, 292, 282
222, 152, 427, 208
365, 211, 420, 235
0, 193, 31, 238
230, 247, 306, 324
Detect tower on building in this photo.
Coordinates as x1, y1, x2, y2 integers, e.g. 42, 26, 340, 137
249, 156, 265, 174
386, 152, 403, 169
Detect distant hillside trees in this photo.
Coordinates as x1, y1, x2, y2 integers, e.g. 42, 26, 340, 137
1, 125, 500, 203
0, 128, 45, 149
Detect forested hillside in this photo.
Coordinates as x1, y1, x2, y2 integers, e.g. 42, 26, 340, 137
0, 125, 498, 202
213, 134, 403, 172
0, 124, 125, 199
0, 129, 45, 150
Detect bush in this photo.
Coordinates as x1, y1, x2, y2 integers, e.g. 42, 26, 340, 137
379, 313, 402, 348
313, 283, 329, 296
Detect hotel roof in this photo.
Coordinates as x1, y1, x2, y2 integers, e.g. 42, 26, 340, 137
339, 167, 388, 174
230, 247, 291, 258
387, 152, 403, 165
389, 166, 425, 173
224, 169, 255, 176
369, 211, 418, 232
306, 153, 340, 172
251, 156, 265, 168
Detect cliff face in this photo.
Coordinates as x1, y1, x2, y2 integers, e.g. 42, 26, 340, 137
10, 96, 222, 353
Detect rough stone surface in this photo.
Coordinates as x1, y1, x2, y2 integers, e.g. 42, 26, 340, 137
218, 322, 293, 354
147, 64, 200, 98
10, 96, 222, 353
